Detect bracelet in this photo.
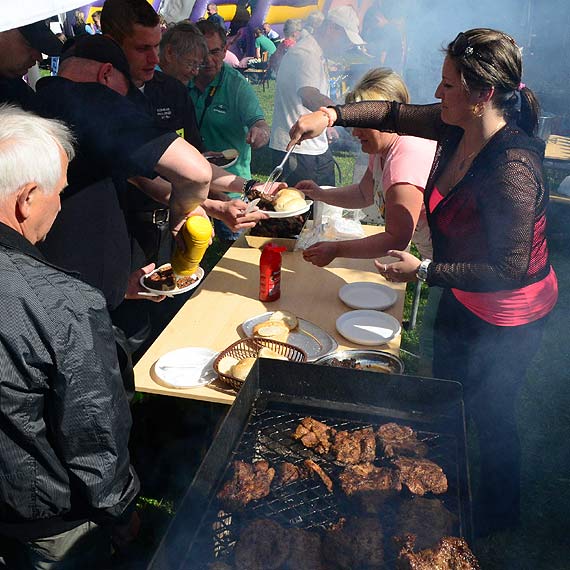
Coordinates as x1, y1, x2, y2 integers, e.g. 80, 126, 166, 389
242, 178, 259, 197
319, 106, 335, 128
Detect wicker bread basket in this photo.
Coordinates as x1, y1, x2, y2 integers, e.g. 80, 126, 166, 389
213, 337, 307, 390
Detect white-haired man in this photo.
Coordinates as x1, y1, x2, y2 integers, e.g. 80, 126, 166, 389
0, 105, 138, 569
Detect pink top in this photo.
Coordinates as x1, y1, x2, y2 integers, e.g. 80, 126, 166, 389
429, 187, 558, 326
369, 135, 437, 259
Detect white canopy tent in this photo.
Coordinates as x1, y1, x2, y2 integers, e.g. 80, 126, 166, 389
1, 1, 87, 32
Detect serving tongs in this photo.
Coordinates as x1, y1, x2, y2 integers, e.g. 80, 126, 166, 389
261, 146, 295, 194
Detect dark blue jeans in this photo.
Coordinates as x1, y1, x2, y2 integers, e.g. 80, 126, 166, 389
271, 148, 335, 187
433, 289, 548, 535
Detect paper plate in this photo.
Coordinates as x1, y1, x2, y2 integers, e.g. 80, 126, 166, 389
153, 347, 217, 388
262, 200, 313, 219
339, 282, 398, 310
140, 266, 205, 296
203, 149, 239, 169
336, 310, 401, 346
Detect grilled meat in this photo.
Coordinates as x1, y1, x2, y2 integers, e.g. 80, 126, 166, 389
323, 517, 384, 570
392, 457, 448, 496
293, 417, 336, 455
395, 534, 480, 570
273, 461, 303, 487
332, 427, 376, 465
244, 187, 276, 210
304, 459, 333, 492
287, 528, 323, 570
234, 519, 290, 570
394, 498, 457, 550
217, 460, 275, 509
339, 462, 402, 496
376, 422, 428, 459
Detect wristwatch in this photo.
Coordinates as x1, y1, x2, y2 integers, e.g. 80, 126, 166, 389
416, 259, 432, 282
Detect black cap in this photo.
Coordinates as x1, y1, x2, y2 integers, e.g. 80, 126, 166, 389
60, 35, 131, 81
19, 20, 63, 56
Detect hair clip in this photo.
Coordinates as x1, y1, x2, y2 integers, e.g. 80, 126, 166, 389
464, 46, 474, 57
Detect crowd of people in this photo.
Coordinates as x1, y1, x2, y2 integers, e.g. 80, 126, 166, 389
0, 0, 558, 567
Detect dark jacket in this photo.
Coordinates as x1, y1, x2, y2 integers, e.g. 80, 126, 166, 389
0, 222, 139, 540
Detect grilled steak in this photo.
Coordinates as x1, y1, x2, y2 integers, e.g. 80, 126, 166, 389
393, 457, 448, 496
332, 427, 376, 465
377, 422, 428, 458
234, 519, 290, 570
273, 461, 303, 487
217, 460, 275, 509
339, 462, 402, 496
244, 187, 276, 210
304, 459, 333, 492
292, 417, 336, 455
394, 498, 457, 550
323, 517, 384, 570
395, 534, 480, 570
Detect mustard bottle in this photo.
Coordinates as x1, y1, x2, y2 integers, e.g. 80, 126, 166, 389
171, 216, 212, 276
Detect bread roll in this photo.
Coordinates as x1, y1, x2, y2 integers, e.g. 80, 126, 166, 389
269, 310, 298, 331
222, 148, 238, 159
274, 195, 307, 213
277, 188, 305, 201
258, 347, 288, 360
217, 355, 239, 375
252, 320, 290, 342
231, 357, 257, 380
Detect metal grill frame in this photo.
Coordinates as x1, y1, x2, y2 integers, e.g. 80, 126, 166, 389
148, 360, 471, 570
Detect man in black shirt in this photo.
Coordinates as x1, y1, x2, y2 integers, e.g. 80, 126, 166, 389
0, 20, 62, 108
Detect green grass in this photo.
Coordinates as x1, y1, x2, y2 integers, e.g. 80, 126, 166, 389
129, 80, 570, 569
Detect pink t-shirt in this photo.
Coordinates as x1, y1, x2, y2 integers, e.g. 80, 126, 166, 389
370, 135, 436, 259
429, 187, 558, 326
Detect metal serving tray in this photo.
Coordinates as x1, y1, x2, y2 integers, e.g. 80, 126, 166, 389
149, 360, 471, 570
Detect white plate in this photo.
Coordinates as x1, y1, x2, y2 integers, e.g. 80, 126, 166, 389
140, 266, 205, 296
203, 149, 238, 169
336, 310, 401, 346
153, 347, 217, 388
241, 312, 337, 361
262, 200, 313, 219
338, 282, 398, 310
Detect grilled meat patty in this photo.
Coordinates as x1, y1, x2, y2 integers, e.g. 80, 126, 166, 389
339, 463, 402, 496
376, 422, 428, 459
293, 417, 337, 455
332, 427, 376, 465
273, 461, 303, 487
217, 460, 275, 509
392, 457, 448, 496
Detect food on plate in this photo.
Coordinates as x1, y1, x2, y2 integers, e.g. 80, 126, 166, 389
269, 310, 299, 331
257, 346, 288, 360
323, 517, 384, 570
377, 422, 428, 458
217, 355, 239, 376
217, 460, 275, 509
223, 148, 238, 160
233, 520, 322, 570
303, 459, 333, 492
204, 148, 238, 167
339, 462, 402, 497
274, 188, 306, 212
234, 519, 290, 570
143, 263, 198, 291
292, 417, 337, 455
249, 215, 307, 238
231, 357, 257, 381
273, 461, 304, 487
328, 357, 394, 374
394, 498, 457, 550
252, 320, 290, 343
331, 427, 376, 465
395, 534, 480, 570
392, 457, 448, 496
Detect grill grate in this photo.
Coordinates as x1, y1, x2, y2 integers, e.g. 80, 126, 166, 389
188, 405, 466, 568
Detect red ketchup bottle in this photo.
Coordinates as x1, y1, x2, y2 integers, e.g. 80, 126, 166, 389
259, 243, 287, 302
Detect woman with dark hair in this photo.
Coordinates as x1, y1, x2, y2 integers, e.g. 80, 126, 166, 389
289, 28, 558, 537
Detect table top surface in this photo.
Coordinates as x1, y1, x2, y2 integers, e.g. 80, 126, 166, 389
134, 225, 406, 405
545, 134, 570, 161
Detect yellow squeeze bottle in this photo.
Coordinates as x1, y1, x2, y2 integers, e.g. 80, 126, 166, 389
171, 216, 212, 276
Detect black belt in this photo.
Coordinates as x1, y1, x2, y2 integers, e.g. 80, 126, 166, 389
126, 209, 170, 225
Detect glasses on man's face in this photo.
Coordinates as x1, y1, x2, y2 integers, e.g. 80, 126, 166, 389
183, 60, 206, 72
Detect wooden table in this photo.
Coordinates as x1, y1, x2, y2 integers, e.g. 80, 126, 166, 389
134, 226, 406, 405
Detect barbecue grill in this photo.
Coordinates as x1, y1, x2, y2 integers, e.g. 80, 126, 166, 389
148, 359, 472, 569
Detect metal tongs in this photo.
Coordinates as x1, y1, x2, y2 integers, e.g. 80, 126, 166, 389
261, 145, 295, 194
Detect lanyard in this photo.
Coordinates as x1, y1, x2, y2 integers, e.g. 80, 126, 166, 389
197, 66, 225, 130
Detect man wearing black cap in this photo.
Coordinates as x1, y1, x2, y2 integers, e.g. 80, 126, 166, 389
0, 20, 62, 108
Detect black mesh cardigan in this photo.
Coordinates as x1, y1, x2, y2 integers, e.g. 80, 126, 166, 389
334, 101, 551, 292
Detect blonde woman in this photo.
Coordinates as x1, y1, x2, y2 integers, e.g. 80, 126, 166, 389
299, 68, 436, 267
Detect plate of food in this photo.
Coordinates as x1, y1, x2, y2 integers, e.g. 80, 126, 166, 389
336, 309, 401, 346
140, 263, 205, 296
314, 349, 404, 374
241, 310, 337, 361
339, 281, 398, 310
203, 148, 239, 169
153, 347, 218, 388
244, 187, 313, 218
